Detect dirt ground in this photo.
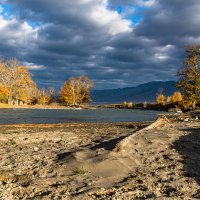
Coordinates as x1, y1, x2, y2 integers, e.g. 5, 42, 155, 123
0, 119, 200, 199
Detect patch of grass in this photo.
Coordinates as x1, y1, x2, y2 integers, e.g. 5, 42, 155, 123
73, 166, 88, 175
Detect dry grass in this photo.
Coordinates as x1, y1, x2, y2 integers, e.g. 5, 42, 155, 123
0, 103, 13, 108
0, 103, 68, 109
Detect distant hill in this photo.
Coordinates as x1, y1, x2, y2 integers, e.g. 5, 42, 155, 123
91, 81, 177, 104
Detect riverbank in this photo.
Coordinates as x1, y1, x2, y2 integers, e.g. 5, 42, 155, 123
0, 119, 199, 199
0, 103, 93, 110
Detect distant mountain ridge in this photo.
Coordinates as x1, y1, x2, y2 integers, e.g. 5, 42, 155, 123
91, 81, 177, 104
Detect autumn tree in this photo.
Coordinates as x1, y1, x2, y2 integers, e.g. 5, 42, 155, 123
0, 58, 38, 105
0, 60, 10, 103
171, 91, 183, 104
123, 101, 127, 108
79, 76, 95, 105
176, 45, 200, 108
14, 67, 38, 104
156, 94, 165, 105
37, 87, 55, 105
166, 96, 172, 104
58, 81, 73, 105
58, 76, 94, 105
0, 86, 9, 103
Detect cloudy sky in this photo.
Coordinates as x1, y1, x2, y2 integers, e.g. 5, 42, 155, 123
0, 0, 200, 89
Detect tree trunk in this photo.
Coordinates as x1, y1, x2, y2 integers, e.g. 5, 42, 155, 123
192, 101, 196, 109
8, 90, 12, 105
16, 94, 19, 105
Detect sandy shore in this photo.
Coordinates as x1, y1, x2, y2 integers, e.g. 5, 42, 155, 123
0, 119, 199, 199
0, 104, 83, 110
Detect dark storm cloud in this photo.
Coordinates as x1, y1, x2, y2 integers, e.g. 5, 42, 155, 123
0, 0, 200, 89
135, 0, 200, 42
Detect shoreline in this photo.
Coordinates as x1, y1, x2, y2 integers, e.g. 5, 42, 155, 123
0, 118, 199, 199
0, 103, 96, 110
0, 104, 83, 110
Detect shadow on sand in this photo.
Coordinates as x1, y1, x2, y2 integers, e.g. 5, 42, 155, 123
56, 123, 148, 162
172, 126, 200, 185
56, 132, 133, 162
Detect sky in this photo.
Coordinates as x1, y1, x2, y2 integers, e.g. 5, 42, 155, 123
0, 0, 200, 90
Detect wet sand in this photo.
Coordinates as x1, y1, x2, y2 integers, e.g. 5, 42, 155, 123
0, 119, 199, 199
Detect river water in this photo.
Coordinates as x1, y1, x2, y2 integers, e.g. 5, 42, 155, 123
0, 108, 163, 124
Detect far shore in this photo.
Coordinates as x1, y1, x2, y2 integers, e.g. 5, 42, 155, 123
0, 103, 92, 110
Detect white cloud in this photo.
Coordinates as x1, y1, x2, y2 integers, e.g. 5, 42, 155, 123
0, 15, 37, 43
0, 14, 38, 60
23, 62, 46, 70
105, 46, 115, 51
141, 0, 156, 7
88, 0, 131, 35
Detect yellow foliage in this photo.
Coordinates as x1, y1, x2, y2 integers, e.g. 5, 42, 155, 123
37, 88, 54, 105
171, 91, 183, 104
0, 59, 38, 105
58, 82, 74, 105
166, 96, 172, 104
123, 101, 127, 108
156, 94, 165, 105
58, 76, 94, 105
0, 86, 9, 103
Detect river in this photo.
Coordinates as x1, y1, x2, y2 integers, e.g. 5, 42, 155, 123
0, 108, 163, 124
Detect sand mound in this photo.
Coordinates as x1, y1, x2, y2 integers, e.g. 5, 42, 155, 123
113, 115, 172, 155
60, 116, 173, 187
142, 115, 172, 130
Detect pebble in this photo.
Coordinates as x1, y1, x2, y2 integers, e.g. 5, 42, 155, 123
34, 147, 39, 151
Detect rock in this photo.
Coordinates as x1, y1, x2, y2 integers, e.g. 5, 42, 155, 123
0, 181, 6, 186
11, 187, 21, 196
34, 147, 39, 151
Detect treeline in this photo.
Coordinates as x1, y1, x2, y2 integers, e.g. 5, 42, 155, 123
122, 45, 200, 111
122, 91, 182, 108
157, 45, 200, 110
114, 89, 197, 111
156, 91, 182, 105
120, 91, 182, 110
0, 58, 94, 106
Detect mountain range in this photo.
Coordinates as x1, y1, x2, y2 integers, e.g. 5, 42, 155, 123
91, 81, 177, 104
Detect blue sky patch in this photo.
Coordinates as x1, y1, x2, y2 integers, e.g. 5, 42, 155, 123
1, 4, 12, 19
116, 6, 123, 14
